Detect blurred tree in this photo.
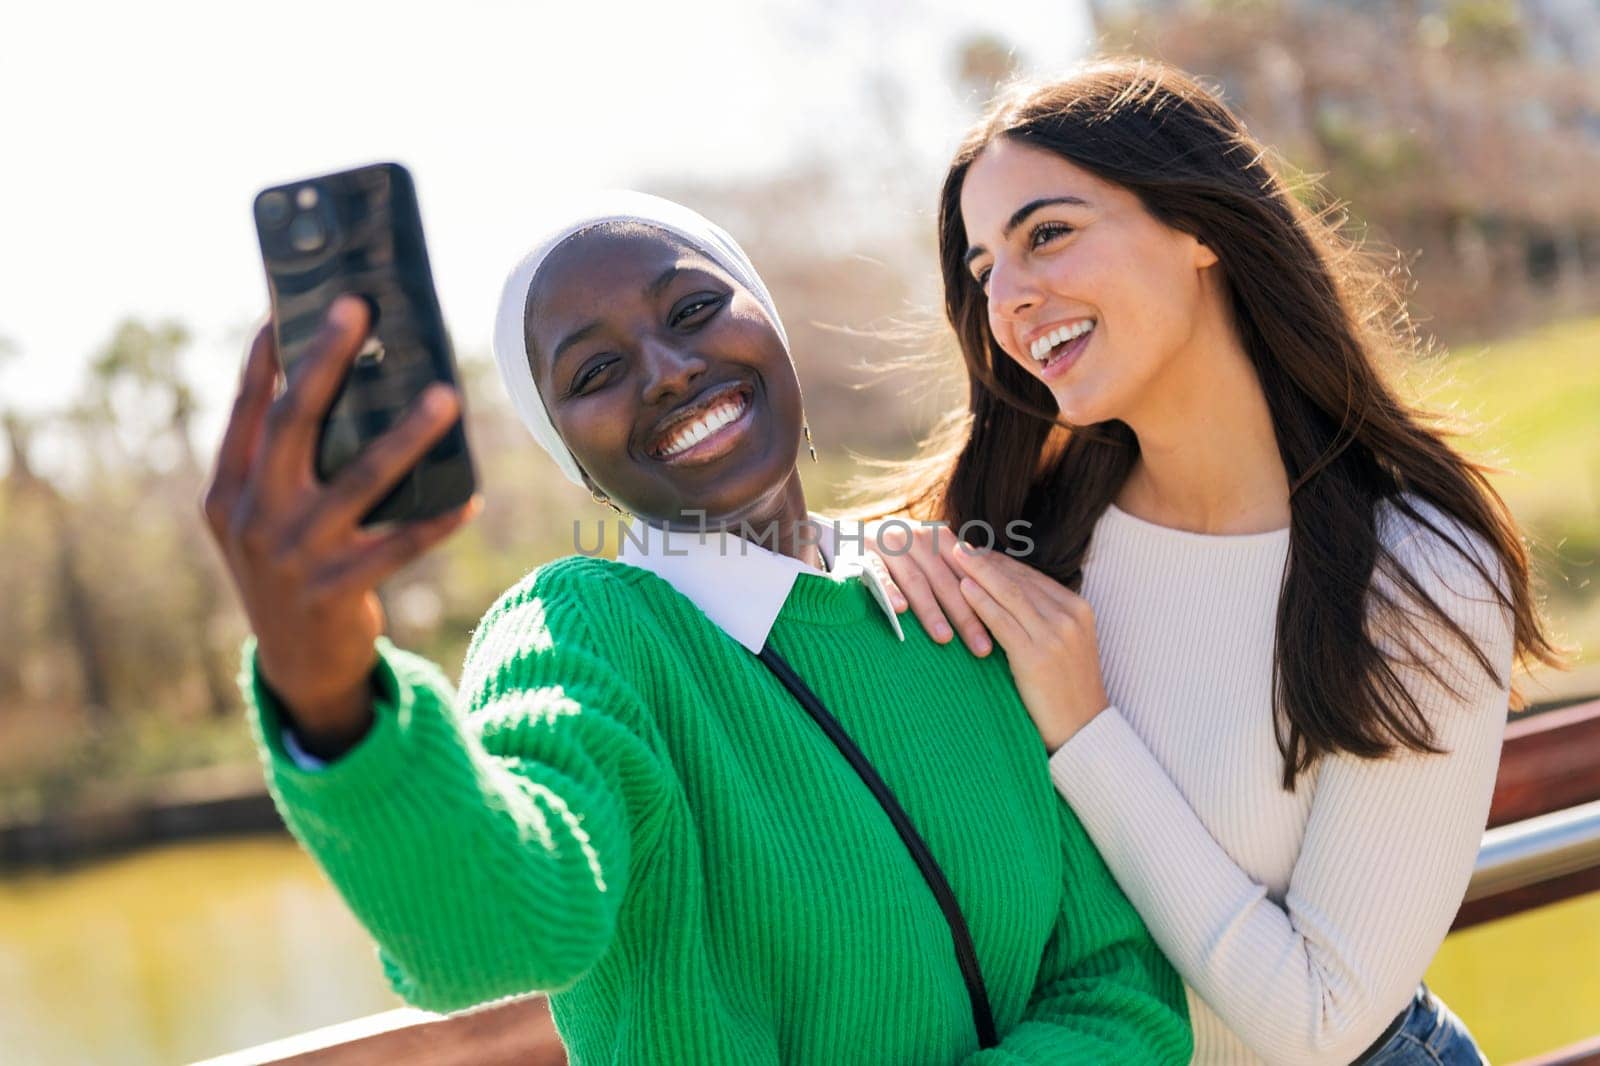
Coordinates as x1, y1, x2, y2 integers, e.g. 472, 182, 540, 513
86, 320, 201, 474
0, 338, 113, 722
1088, 0, 1600, 336
84, 320, 233, 717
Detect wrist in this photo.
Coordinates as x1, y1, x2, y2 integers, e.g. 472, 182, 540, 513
1046, 700, 1109, 754
258, 656, 379, 761
285, 682, 378, 760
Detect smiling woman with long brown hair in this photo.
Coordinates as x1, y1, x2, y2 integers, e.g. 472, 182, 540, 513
870, 58, 1563, 1065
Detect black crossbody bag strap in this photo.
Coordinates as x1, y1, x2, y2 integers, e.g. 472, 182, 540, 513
755, 644, 999, 1050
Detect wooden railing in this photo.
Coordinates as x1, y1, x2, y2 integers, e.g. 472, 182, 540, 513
198, 698, 1600, 1066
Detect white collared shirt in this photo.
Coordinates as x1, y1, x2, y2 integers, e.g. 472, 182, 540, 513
612, 512, 903, 652
284, 513, 901, 769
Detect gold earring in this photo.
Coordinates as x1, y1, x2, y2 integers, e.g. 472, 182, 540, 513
591, 488, 625, 515
803, 422, 818, 464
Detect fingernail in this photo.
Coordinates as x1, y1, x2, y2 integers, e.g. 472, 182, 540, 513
933, 622, 952, 640
422, 386, 455, 415
328, 295, 363, 328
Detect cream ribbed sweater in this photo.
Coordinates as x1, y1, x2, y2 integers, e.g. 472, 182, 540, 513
1048, 498, 1514, 1066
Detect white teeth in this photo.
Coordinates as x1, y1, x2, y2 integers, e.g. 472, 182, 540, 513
656, 395, 749, 457
1029, 320, 1096, 362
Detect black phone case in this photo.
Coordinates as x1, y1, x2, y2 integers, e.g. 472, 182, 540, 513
254, 162, 475, 525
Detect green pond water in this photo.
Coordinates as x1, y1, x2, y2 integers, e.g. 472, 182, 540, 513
1, 837, 1594, 1064
0, 838, 398, 1065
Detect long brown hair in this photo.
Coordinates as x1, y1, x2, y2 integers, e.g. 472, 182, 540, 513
868, 57, 1562, 788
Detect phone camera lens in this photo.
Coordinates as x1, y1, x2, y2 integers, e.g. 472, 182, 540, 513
257, 191, 291, 227
288, 214, 326, 252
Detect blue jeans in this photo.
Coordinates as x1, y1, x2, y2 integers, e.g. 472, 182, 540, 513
1358, 984, 1487, 1065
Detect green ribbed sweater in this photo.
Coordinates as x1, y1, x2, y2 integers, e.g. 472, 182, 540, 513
241, 555, 1190, 1065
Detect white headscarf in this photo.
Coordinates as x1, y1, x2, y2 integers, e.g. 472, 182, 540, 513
491, 190, 791, 487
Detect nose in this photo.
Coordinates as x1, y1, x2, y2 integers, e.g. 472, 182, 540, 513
639, 334, 708, 407
987, 256, 1042, 324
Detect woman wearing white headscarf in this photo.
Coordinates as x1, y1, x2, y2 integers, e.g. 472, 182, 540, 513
204, 192, 1190, 1066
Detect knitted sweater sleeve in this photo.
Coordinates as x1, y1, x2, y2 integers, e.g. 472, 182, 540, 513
961, 801, 1193, 1065
238, 561, 674, 1012
1047, 515, 1513, 1065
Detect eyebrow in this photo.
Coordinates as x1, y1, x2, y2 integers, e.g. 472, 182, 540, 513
646, 265, 681, 299
551, 323, 601, 369
549, 266, 688, 371
963, 196, 1089, 269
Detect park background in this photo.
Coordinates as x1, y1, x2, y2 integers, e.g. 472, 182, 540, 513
1, 0, 1597, 1062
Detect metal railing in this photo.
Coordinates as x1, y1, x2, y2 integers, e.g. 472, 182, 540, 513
1466, 797, 1600, 902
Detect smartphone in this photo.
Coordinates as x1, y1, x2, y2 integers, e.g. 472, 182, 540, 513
253, 162, 475, 525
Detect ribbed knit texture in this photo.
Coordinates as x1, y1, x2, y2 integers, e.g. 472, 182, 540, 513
1049, 498, 1513, 1066
241, 555, 1191, 1065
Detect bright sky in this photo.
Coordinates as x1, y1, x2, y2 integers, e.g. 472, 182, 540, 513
0, 0, 1091, 468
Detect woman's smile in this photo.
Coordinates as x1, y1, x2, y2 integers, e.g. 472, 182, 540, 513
645, 380, 757, 465
1025, 319, 1097, 381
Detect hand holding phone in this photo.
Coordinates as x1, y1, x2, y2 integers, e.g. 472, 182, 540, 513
208, 162, 480, 750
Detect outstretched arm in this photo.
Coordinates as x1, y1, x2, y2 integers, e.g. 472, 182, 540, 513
205, 300, 672, 1012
